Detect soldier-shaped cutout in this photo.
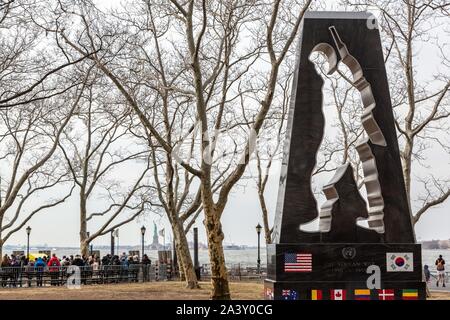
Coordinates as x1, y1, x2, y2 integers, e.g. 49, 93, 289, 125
300, 26, 387, 237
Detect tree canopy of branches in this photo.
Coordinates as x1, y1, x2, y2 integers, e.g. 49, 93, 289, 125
47, 0, 313, 299
0, 73, 88, 257
59, 72, 153, 257
0, 0, 96, 255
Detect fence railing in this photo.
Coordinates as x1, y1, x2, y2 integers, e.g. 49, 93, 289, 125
0, 264, 172, 288
0, 263, 267, 288
198, 263, 267, 281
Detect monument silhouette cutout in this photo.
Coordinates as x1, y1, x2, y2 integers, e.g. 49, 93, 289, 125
265, 11, 425, 300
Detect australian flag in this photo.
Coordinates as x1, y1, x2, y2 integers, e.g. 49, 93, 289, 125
282, 289, 298, 300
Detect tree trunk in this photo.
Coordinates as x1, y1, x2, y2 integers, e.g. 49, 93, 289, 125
401, 138, 416, 229
401, 139, 413, 203
79, 194, 89, 258
204, 211, 230, 300
0, 220, 4, 259
0, 222, 3, 258
172, 217, 199, 289
258, 191, 272, 244
80, 239, 89, 258
176, 245, 186, 282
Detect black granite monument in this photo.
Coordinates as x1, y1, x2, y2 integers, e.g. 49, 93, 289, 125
264, 12, 426, 300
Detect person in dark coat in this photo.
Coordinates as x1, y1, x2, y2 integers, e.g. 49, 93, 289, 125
141, 254, 151, 281
1, 255, 10, 287
100, 255, 111, 284
128, 255, 139, 282
112, 255, 121, 283
72, 255, 85, 267
424, 265, 431, 283
72, 255, 86, 284
9, 255, 20, 287
101, 254, 111, 266
18, 255, 27, 287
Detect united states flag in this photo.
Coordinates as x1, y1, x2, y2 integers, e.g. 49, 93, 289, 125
284, 253, 312, 272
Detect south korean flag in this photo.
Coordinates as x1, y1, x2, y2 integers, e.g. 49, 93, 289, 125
386, 252, 414, 272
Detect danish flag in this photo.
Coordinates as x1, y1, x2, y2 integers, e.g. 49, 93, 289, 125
378, 289, 395, 300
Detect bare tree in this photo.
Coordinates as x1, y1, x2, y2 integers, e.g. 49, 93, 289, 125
53, 0, 312, 299
114, 0, 242, 286
0, 0, 99, 257
144, 0, 313, 299
58, 76, 153, 258
0, 76, 86, 257
29, 0, 203, 289
253, 71, 291, 245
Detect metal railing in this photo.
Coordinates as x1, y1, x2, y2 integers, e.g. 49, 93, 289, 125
0, 262, 266, 288
198, 263, 267, 281
0, 264, 173, 288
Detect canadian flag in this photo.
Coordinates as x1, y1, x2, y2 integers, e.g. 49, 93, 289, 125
330, 289, 346, 300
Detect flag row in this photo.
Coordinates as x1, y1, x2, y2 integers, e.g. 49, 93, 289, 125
264, 288, 419, 300
283, 252, 414, 273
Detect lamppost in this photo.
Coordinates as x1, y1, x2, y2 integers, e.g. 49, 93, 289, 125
26, 226, 31, 261
141, 226, 146, 258
110, 229, 115, 256
256, 223, 262, 274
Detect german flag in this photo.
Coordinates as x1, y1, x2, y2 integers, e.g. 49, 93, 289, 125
402, 289, 418, 300
311, 289, 322, 300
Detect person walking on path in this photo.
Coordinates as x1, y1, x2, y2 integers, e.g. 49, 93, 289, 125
435, 255, 446, 287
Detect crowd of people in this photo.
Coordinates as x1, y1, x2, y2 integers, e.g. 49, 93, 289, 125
3, 251, 446, 290
1, 252, 155, 288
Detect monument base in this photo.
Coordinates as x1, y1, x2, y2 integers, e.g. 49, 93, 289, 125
264, 243, 426, 300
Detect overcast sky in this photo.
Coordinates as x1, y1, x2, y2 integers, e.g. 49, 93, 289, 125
4, 1, 449, 249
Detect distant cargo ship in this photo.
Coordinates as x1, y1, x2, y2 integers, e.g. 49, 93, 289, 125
223, 244, 242, 250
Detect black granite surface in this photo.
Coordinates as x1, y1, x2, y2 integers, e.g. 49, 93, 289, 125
272, 11, 415, 244
267, 243, 423, 281
267, 12, 424, 300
